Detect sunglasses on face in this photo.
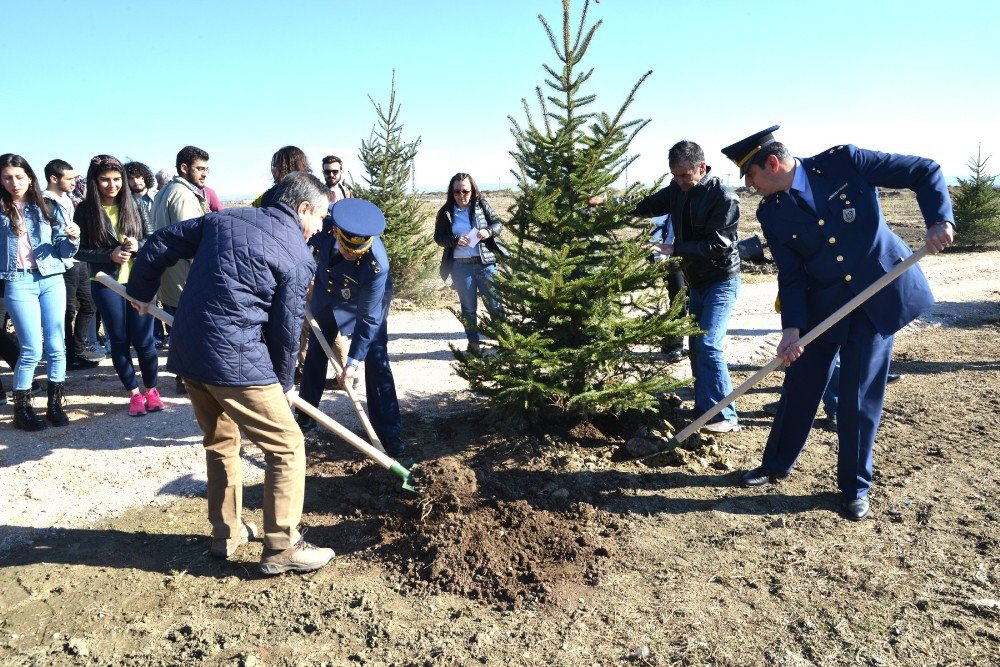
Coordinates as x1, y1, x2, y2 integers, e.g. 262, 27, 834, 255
323, 169, 341, 175
453, 189, 471, 195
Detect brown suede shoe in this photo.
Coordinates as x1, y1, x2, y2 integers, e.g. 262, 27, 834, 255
210, 520, 259, 559
259, 534, 334, 575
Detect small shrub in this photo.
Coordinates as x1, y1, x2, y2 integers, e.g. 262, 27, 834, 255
952, 147, 1000, 248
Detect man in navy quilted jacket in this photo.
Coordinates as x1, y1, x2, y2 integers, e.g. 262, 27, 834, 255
128, 172, 337, 575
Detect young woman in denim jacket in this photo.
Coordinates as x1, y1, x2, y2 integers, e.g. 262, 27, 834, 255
0, 153, 81, 431
75, 155, 160, 417
433, 172, 507, 354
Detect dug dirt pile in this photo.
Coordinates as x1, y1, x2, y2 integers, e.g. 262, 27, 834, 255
377, 456, 625, 608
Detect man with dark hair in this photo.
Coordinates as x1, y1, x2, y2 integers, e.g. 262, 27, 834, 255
321, 155, 353, 203
175, 145, 210, 175
722, 126, 955, 520
151, 146, 210, 393
124, 161, 157, 218
589, 140, 742, 432
128, 172, 336, 574
42, 159, 100, 370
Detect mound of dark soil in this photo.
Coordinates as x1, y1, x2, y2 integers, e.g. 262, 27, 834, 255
378, 457, 624, 608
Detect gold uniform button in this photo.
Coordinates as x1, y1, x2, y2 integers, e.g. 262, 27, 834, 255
840, 193, 847, 200
837, 255, 844, 262
845, 200, 851, 205
829, 237, 836, 244
792, 234, 798, 239
327, 288, 333, 293
818, 220, 825, 226
845, 274, 852, 282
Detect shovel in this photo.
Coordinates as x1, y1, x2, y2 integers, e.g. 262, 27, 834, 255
93, 272, 416, 492
304, 307, 385, 453
640, 246, 928, 460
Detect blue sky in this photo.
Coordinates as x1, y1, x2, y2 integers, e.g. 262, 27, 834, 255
3, 0, 998, 199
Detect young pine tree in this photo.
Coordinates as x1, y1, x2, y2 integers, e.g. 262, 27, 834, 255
952, 146, 1000, 248
356, 74, 437, 302
456, 0, 698, 421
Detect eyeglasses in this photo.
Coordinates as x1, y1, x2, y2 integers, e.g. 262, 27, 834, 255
453, 189, 471, 195
323, 169, 341, 175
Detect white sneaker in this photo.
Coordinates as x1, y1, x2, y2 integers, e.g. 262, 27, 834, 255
702, 420, 741, 433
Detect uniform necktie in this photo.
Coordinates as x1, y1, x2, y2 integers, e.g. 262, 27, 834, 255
789, 188, 816, 217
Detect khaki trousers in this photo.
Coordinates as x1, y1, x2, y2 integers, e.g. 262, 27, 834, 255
184, 379, 304, 551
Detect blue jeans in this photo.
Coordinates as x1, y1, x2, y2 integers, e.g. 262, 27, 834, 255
3, 271, 67, 390
91, 281, 158, 391
688, 275, 739, 424
450, 261, 503, 344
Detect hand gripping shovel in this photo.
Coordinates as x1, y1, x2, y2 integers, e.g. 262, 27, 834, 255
640, 246, 928, 461
303, 307, 385, 453
93, 272, 416, 492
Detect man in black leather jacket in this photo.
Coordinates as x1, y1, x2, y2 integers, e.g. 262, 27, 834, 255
591, 140, 742, 431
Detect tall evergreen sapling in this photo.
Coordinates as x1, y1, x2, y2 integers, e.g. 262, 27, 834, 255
457, 0, 699, 420
356, 74, 436, 302
952, 146, 1000, 248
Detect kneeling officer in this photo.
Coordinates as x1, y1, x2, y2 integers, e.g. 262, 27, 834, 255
297, 199, 407, 457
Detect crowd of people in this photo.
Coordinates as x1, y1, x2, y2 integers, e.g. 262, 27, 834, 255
1, 126, 957, 573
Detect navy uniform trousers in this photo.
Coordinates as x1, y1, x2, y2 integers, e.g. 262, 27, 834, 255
298, 303, 403, 446
764, 309, 892, 500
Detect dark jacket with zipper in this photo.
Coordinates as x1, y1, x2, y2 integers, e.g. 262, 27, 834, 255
631, 169, 740, 289
74, 203, 155, 280
434, 198, 508, 280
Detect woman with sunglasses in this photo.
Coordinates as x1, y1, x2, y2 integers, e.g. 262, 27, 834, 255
434, 172, 507, 354
0, 153, 81, 430
75, 155, 159, 416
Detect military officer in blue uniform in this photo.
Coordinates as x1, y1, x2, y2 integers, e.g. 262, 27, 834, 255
722, 126, 955, 520
296, 198, 407, 457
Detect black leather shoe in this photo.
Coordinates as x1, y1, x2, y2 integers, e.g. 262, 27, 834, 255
662, 347, 687, 364
740, 466, 786, 487
68, 357, 100, 370
383, 439, 407, 458
295, 410, 316, 433
843, 496, 870, 521
886, 373, 902, 384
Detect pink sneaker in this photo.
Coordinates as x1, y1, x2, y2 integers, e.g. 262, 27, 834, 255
129, 393, 147, 417
144, 387, 164, 412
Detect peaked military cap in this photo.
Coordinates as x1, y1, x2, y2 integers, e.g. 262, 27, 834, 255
722, 125, 780, 176
332, 198, 385, 252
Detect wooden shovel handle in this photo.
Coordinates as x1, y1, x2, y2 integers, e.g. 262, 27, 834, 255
673, 245, 928, 443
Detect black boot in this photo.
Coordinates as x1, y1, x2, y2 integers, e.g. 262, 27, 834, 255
46, 381, 69, 427
12, 390, 47, 431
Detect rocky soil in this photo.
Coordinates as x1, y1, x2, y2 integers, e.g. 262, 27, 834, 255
0, 192, 997, 666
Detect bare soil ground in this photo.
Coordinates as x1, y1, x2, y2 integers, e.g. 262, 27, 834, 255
1, 193, 997, 666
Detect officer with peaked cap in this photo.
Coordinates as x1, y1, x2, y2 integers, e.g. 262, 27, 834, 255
296, 198, 406, 457
722, 126, 955, 521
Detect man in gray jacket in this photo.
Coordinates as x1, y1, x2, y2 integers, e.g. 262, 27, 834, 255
151, 146, 210, 393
